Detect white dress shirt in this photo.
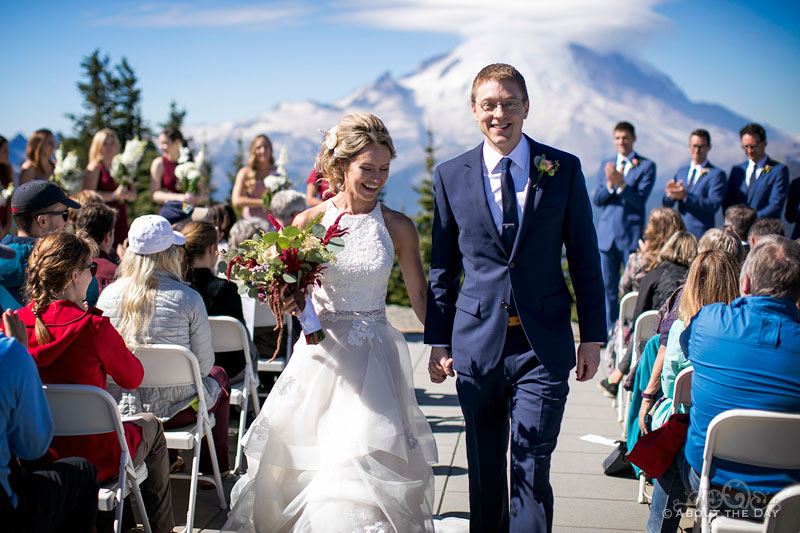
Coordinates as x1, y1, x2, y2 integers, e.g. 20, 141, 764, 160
687, 161, 708, 188
746, 155, 768, 187
482, 139, 530, 232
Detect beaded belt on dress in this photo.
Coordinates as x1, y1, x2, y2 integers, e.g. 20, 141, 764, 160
316, 309, 387, 322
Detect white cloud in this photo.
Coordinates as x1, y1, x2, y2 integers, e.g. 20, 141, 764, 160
96, 2, 313, 28
336, 0, 670, 52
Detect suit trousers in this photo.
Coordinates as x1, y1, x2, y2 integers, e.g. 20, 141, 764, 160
0, 456, 99, 532
600, 244, 632, 332
456, 326, 570, 533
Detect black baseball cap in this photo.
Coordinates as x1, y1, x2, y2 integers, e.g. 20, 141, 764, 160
11, 181, 80, 215
159, 201, 210, 225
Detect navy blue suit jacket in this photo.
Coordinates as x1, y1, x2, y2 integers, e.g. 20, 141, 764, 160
662, 163, 727, 238
722, 158, 789, 219
424, 136, 606, 377
592, 154, 656, 253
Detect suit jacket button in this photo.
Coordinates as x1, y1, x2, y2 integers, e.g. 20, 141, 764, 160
509, 262, 516, 269
501, 301, 509, 310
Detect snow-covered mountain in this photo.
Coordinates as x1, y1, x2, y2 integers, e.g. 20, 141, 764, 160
188, 35, 800, 215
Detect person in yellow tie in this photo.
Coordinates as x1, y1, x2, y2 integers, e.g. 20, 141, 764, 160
592, 121, 656, 332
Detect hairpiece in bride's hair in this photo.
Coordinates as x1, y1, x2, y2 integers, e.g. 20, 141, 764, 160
323, 126, 338, 152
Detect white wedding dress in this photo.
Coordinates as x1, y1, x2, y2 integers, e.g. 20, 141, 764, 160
225, 202, 438, 532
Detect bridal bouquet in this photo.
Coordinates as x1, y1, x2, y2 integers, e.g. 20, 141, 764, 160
175, 145, 207, 194
0, 183, 14, 208
221, 213, 347, 359
51, 145, 82, 194
261, 145, 292, 210
110, 137, 147, 187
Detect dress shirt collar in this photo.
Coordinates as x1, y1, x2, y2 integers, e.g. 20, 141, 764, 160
483, 137, 530, 174
749, 155, 768, 170
616, 151, 636, 166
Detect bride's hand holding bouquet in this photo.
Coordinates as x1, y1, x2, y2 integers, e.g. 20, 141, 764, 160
221, 213, 348, 360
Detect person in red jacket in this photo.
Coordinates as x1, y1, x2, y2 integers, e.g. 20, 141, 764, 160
9, 232, 174, 533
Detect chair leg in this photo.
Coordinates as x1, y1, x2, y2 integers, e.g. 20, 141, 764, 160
234, 391, 248, 474
113, 460, 127, 533
249, 378, 261, 416
637, 473, 650, 504
203, 418, 227, 509
185, 431, 202, 533
129, 477, 152, 533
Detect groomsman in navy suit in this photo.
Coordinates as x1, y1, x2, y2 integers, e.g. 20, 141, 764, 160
722, 123, 789, 220
426, 64, 606, 532
592, 122, 656, 331
662, 129, 727, 238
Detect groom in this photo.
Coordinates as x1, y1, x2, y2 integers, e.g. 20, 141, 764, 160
425, 64, 606, 533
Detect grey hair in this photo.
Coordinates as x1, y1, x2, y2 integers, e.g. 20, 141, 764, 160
740, 235, 800, 303
270, 190, 306, 227
698, 228, 744, 263
229, 218, 271, 249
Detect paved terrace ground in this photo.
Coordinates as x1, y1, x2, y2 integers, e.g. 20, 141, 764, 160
164, 323, 653, 532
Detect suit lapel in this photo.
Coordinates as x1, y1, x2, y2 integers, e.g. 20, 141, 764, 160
747, 160, 770, 203
466, 144, 507, 255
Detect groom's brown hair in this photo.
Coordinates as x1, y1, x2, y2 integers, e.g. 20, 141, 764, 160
471, 64, 528, 104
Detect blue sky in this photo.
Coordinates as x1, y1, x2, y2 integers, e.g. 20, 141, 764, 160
2, 0, 798, 138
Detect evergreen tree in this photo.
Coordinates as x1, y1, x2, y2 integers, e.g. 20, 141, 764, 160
160, 100, 187, 131
113, 58, 148, 142
385, 128, 437, 307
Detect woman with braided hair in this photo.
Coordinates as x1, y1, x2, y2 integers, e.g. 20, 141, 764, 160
7, 231, 174, 532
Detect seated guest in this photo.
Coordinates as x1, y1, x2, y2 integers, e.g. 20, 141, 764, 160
73, 203, 119, 292
228, 218, 272, 249
14, 232, 173, 533
723, 204, 757, 253
647, 236, 800, 532
600, 231, 697, 395
182, 220, 254, 380
207, 202, 237, 252
748, 217, 785, 248
97, 215, 230, 476
0, 309, 99, 532
0, 181, 80, 303
642, 250, 740, 432
158, 200, 210, 230
619, 208, 685, 296
270, 189, 307, 228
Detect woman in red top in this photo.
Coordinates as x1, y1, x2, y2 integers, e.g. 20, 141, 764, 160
150, 127, 203, 206
231, 134, 274, 219
11, 232, 173, 532
82, 128, 137, 247
305, 168, 332, 207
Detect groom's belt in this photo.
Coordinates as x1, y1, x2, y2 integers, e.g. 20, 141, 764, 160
507, 316, 521, 327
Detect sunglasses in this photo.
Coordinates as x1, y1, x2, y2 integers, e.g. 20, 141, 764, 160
87, 262, 98, 277
39, 210, 69, 222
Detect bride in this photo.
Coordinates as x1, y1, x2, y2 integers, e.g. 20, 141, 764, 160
225, 113, 438, 532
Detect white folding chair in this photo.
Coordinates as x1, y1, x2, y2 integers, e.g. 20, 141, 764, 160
242, 295, 292, 374
43, 384, 151, 533
764, 483, 800, 533
671, 367, 693, 416
208, 316, 260, 474
134, 345, 227, 533
612, 291, 638, 413
697, 409, 800, 533
620, 309, 659, 435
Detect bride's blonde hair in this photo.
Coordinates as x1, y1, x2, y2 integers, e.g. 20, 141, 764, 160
315, 113, 396, 194
114, 245, 184, 346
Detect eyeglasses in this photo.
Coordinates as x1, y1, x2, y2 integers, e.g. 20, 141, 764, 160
87, 262, 98, 277
690, 144, 709, 151
39, 210, 69, 222
741, 142, 763, 151
477, 99, 524, 113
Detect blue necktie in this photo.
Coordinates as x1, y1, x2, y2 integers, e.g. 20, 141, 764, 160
687, 168, 696, 188
500, 157, 518, 253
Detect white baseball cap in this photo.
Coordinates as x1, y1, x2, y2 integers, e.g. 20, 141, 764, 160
128, 215, 186, 255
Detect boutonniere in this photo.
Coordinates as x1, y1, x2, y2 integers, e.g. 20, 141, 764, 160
532, 154, 559, 191
698, 168, 709, 177
631, 158, 640, 168
763, 164, 772, 174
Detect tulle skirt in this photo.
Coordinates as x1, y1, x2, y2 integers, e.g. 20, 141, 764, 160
225, 313, 437, 532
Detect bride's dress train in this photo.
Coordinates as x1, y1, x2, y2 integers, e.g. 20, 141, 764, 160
225, 202, 438, 532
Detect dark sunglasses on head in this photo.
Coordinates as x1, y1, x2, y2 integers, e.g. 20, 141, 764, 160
89, 262, 98, 277
39, 210, 69, 222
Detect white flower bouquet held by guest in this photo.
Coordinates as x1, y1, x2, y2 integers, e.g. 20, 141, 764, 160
221, 211, 347, 357
175, 145, 206, 195
51, 145, 82, 194
110, 137, 146, 187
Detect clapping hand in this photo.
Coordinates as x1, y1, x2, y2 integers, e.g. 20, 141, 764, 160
665, 179, 687, 200
604, 162, 624, 188
2, 309, 27, 348
428, 346, 454, 383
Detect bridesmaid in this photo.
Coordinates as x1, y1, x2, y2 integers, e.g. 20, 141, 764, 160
18, 129, 55, 185
231, 134, 274, 220
149, 127, 203, 205
82, 128, 137, 247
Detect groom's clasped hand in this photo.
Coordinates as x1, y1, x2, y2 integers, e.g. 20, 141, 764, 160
428, 346, 454, 383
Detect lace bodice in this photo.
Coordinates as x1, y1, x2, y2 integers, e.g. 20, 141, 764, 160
312, 202, 394, 317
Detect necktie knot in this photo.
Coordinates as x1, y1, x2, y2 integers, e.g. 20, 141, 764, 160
501, 157, 511, 172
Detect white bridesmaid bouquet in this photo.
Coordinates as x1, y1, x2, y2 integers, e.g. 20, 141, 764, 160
51, 145, 82, 194
110, 137, 147, 187
261, 145, 293, 210
175, 145, 207, 194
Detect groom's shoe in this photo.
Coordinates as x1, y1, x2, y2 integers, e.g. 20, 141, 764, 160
597, 378, 619, 398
